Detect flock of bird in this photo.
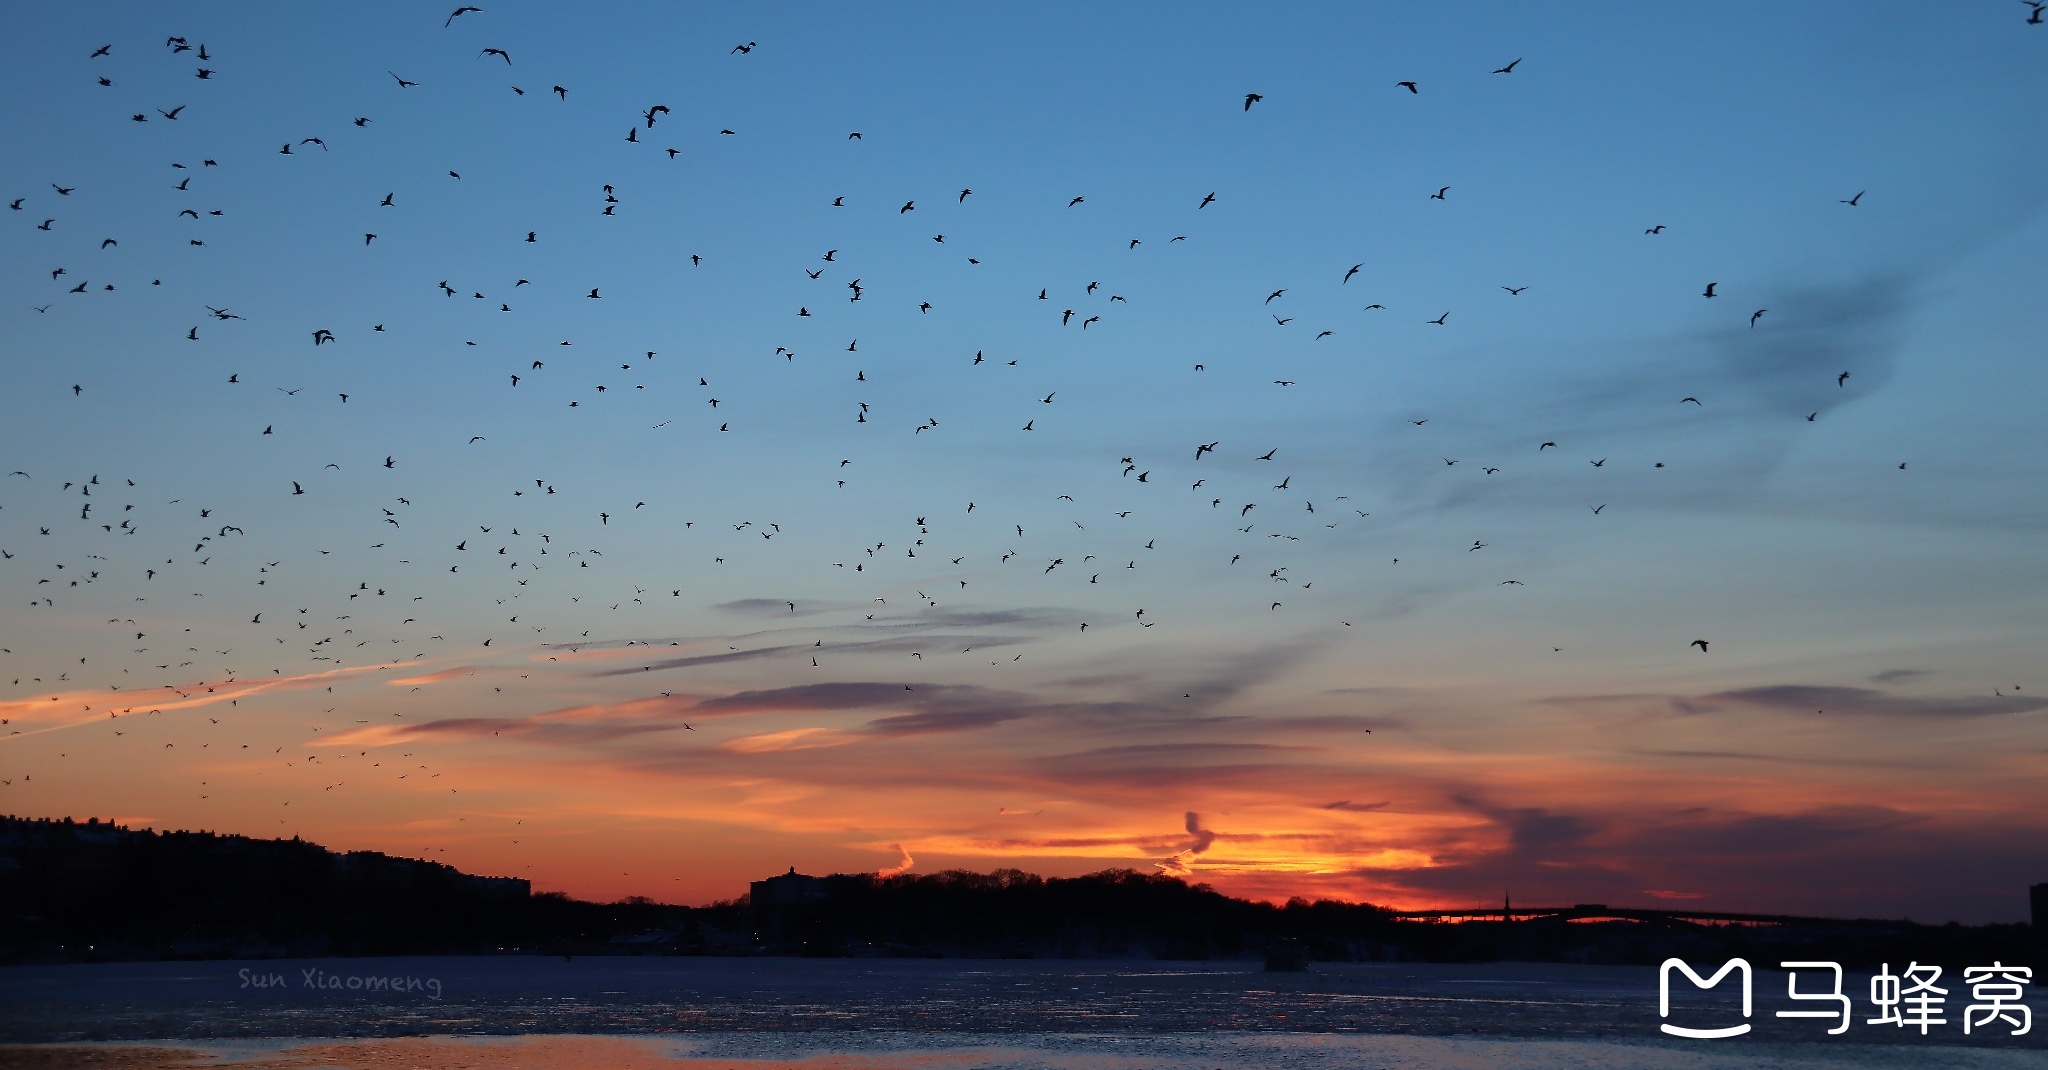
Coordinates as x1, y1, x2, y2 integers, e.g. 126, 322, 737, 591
2, 8, 2034, 848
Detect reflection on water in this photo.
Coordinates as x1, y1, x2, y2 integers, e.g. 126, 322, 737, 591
0, 957, 2037, 1056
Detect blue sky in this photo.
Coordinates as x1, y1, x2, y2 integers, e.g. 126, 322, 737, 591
2, 2, 2046, 922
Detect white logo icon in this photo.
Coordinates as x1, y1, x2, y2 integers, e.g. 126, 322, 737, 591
1660, 957, 1752, 1038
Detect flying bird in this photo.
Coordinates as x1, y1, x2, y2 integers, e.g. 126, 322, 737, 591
446, 6, 484, 27
1397, 81, 1418, 93
1493, 58, 1522, 73
1841, 190, 1865, 206
1243, 92, 1262, 110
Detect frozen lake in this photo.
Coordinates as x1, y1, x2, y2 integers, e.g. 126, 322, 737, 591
0, 957, 2037, 1068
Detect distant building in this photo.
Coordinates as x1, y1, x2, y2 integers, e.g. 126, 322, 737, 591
2031, 883, 2047, 928
750, 866, 828, 907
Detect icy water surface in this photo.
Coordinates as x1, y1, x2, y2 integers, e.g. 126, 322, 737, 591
0, 957, 2037, 1068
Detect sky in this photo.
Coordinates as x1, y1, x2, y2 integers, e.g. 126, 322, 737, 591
2, 2, 2046, 924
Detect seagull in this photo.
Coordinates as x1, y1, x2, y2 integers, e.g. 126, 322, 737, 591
1751, 309, 1767, 327
1702, 282, 1718, 298
1645, 224, 1666, 234
1502, 286, 1527, 295
1691, 640, 1709, 652
1199, 192, 1216, 208
480, 48, 511, 64
388, 71, 419, 88
1243, 92, 1262, 110
1841, 190, 1865, 206
1397, 81, 1418, 93
1493, 58, 1522, 73
445, 6, 484, 27
1427, 311, 1449, 325
1343, 264, 1362, 284
1431, 186, 1449, 199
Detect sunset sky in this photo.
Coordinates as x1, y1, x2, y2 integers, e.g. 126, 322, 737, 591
3, 3, 2046, 924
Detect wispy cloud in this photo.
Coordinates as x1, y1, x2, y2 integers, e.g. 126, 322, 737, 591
1692, 685, 2047, 718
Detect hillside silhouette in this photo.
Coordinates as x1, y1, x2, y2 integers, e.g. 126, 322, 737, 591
1, 815, 2030, 967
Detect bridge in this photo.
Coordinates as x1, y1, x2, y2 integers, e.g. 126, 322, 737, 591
1389, 903, 1911, 928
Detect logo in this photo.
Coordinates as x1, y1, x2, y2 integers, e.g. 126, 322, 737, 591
1659, 957, 1752, 1038
1776, 960, 1851, 1035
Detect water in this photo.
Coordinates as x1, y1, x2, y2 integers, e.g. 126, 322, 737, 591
0, 957, 2038, 1068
